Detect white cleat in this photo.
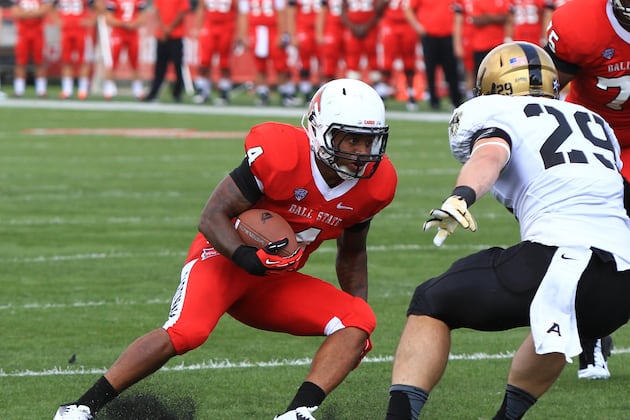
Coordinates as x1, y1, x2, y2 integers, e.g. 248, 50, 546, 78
274, 405, 318, 420
53, 404, 93, 420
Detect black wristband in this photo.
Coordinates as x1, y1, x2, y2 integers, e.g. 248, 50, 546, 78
231, 245, 266, 276
452, 185, 476, 207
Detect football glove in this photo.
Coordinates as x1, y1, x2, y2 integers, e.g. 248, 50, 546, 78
423, 195, 477, 247
232, 238, 304, 276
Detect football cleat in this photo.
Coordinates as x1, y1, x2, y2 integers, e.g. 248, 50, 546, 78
77, 91, 88, 100
53, 404, 93, 420
578, 337, 612, 380
273, 406, 318, 420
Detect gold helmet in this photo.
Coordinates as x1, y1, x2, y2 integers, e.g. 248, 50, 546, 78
474, 41, 559, 99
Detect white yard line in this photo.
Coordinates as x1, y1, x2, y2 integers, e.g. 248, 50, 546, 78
2, 349, 630, 378
0, 98, 451, 123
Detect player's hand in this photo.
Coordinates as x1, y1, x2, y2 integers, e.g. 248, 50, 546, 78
232, 239, 303, 276
256, 238, 303, 274
423, 195, 477, 247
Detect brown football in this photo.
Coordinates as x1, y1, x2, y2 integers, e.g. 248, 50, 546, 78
234, 209, 298, 257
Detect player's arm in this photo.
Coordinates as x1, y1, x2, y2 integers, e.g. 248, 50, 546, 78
336, 220, 371, 300
198, 172, 256, 260
424, 135, 511, 246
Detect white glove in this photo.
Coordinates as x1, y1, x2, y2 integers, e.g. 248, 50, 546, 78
423, 195, 477, 246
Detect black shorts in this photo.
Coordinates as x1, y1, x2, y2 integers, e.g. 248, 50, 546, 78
408, 241, 630, 338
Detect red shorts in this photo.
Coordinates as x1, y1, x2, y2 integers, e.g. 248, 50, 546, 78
61, 27, 90, 64
15, 29, 45, 65
110, 29, 139, 69
162, 233, 376, 354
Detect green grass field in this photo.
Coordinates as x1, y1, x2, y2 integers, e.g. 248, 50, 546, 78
1, 98, 629, 419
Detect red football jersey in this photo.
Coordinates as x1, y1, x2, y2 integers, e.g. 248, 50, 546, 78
244, 122, 397, 266
239, 0, 285, 27
201, 0, 238, 24
12, 0, 51, 34
106, 0, 147, 25
510, 0, 553, 45
55, 0, 92, 28
547, 0, 630, 145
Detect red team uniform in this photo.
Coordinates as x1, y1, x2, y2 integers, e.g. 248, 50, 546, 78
55, 0, 94, 65
341, 0, 384, 82
106, 0, 146, 71
198, 0, 238, 74
319, 0, 345, 80
239, 0, 290, 76
288, 0, 322, 97
509, 0, 554, 45
11, 0, 50, 68
378, 0, 418, 97
546, 0, 630, 178
165, 123, 397, 354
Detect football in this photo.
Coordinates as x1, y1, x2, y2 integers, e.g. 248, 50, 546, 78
234, 209, 298, 257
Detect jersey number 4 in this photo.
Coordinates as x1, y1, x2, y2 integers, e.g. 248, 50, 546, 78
524, 103, 617, 170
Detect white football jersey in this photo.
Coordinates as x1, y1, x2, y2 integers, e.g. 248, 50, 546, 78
449, 94, 630, 269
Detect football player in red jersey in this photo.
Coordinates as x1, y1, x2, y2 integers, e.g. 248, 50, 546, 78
505, 0, 555, 46
11, 0, 53, 97
103, 0, 148, 99
192, 0, 238, 104
52, 0, 98, 99
545, 0, 630, 381
53, 78, 397, 420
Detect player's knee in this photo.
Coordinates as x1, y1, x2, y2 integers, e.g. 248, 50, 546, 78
165, 325, 211, 355
342, 297, 377, 335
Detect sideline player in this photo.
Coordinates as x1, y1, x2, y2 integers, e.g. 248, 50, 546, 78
53, 78, 397, 420
11, 0, 53, 97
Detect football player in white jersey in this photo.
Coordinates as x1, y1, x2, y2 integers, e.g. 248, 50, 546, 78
385, 41, 630, 420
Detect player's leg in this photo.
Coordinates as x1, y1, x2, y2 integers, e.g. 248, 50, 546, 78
386, 242, 557, 420
230, 272, 375, 416
55, 237, 249, 418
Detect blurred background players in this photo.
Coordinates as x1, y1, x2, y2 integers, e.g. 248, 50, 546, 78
453, 0, 475, 98
505, 0, 555, 46
377, 0, 418, 107
453, 0, 510, 84
340, 0, 386, 89
52, 0, 97, 99
316, 0, 344, 82
102, 0, 148, 99
287, 0, 322, 102
236, 0, 299, 106
11, 0, 52, 97
192, 0, 238, 105
406, 0, 463, 110
545, 0, 630, 380
142, 0, 190, 102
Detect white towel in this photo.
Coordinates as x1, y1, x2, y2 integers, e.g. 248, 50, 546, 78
530, 246, 592, 362
255, 26, 269, 58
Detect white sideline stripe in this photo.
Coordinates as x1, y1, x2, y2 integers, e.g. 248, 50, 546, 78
0, 98, 451, 123
0, 243, 505, 265
3, 349, 630, 378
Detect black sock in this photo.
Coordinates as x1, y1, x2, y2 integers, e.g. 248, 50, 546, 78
493, 384, 537, 420
286, 381, 326, 411
75, 376, 119, 414
386, 384, 428, 420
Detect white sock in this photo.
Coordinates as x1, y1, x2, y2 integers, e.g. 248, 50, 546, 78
132, 80, 144, 98
14, 78, 26, 96
62, 77, 73, 96
35, 77, 47, 96
78, 77, 89, 94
